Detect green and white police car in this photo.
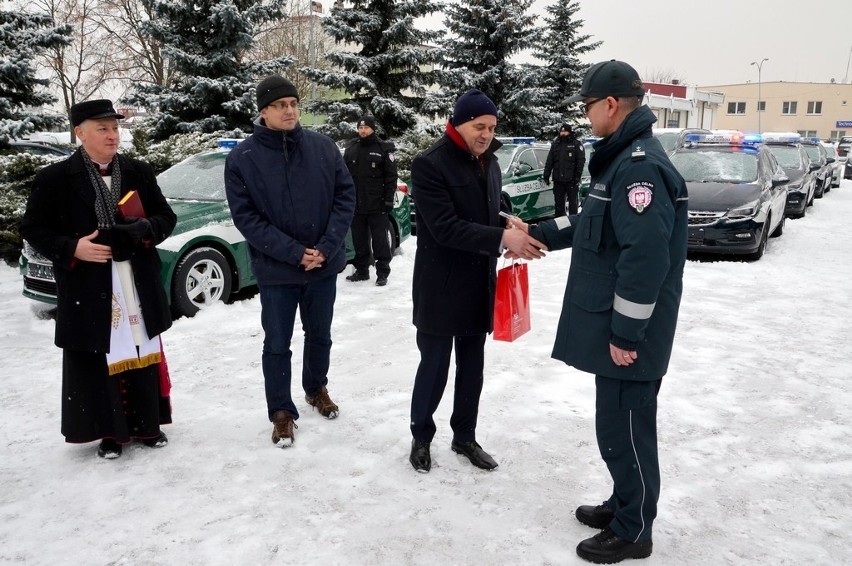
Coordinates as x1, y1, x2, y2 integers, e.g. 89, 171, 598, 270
493, 137, 555, 221
409, 136, 555, 233
20, 140, 413, 317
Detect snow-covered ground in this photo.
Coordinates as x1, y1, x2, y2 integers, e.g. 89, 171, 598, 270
1, 182, 851, 565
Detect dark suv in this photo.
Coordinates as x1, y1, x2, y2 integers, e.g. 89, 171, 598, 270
800, 137, 834, 198
762, 133, 818, 218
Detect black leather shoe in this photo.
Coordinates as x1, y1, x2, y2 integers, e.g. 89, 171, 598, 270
409, 439, 431, 473
97, 439, 123, 459
576, 528, 652, 564
375, 276, 388, 286
576, 501, 615, 529
450, 439, 498, 470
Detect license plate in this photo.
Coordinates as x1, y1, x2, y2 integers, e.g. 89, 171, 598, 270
27, 263, 54, 281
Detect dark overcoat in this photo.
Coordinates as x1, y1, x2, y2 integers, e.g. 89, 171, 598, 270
411, 132, 507, 336
531, 106, 688, 380
21, 150, 176, 352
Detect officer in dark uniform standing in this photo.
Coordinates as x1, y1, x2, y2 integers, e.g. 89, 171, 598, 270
543, 123, 585, 216
343, 115, 398, 286
506, 60, 687, 564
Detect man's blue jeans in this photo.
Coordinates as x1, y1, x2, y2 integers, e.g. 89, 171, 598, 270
259, 275, 337, 421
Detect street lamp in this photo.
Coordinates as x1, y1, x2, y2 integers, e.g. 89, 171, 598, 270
751, 58, 768, 133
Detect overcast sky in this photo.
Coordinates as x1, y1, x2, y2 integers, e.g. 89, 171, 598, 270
426, 0, 852, 87
570, 0, 851, 86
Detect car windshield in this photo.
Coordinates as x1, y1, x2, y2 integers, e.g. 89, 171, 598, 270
493, 145, 518, 175
670, 150, 758, 183
158, 152, 227, 201
766, 146, 802, 169
655, 132, 680, 153
803, 145, 821, 162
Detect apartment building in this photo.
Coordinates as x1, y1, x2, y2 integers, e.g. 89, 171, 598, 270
698, 81, 852, 141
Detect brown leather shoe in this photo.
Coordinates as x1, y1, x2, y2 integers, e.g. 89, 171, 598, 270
305, 387, 339, 419
271, 410, 297, 447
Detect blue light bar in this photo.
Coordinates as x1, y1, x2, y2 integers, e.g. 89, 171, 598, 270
496, 136, 536, 144
217, 139, 240, 149
683, 131, 754, 145
801, 136, 821, 144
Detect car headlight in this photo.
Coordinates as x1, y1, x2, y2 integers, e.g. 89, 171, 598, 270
725, 200, 759, 220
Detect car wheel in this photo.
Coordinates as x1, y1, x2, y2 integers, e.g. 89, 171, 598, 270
386, 221, 400, 256
171, 247, 233, 318
748, 223, 769, 261
814, 181, 824, 199
770, 214, 785, 238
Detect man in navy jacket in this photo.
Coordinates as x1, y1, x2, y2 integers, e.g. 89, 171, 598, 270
225, 76, 355, 448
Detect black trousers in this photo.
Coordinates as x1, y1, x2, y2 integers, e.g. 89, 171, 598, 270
410, 330, 486, 443
351, 212, 391, 276
595, 375, 662, 543
553, 181, 579, 216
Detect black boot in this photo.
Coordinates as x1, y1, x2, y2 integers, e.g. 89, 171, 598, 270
576, 528, 652, 564
346, 269, 369, 282
141, 431, 169, 448
409, 439, 431, 473
450, 439, 498, 470
97, 438, 123, 459
576, 501, 615, 529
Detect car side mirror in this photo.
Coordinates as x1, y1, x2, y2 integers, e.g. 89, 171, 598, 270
771, 174, 789, 187
809, 163, 820, 172
826, 157, 835, 164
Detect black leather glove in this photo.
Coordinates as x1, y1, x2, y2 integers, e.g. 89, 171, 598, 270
113, 216, 152, 241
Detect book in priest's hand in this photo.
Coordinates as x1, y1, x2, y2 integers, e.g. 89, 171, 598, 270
117, 190, 145, 219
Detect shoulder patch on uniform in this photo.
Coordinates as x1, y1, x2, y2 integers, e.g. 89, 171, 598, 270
626, 181, 654, 214
631, 141, 646, 161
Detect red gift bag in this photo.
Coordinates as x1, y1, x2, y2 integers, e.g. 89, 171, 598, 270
493, 261, 531, 342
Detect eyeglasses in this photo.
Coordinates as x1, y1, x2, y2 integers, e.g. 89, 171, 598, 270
581, 98, 604, 115
267, 100, 299, 111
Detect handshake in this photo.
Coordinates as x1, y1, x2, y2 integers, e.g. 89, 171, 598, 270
500, 211, 546, 260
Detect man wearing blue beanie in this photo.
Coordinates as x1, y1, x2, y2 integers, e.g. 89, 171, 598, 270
450, 89, 499, 128
407, 89, 546, 473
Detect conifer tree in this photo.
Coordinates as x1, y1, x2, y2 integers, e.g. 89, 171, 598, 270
533, 0, 600, 136
124, 0, 292, 140
0, 7, 72, 145
303, 0, 444, 140
437, 0, 548, 137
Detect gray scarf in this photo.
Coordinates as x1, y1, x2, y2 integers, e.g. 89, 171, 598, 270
81, 147, 123, 229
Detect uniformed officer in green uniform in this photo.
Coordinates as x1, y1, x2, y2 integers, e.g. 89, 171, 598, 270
505, 60, 688, 564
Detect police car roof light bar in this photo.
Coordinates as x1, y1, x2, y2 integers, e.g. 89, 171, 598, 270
761, 132, 801, 144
